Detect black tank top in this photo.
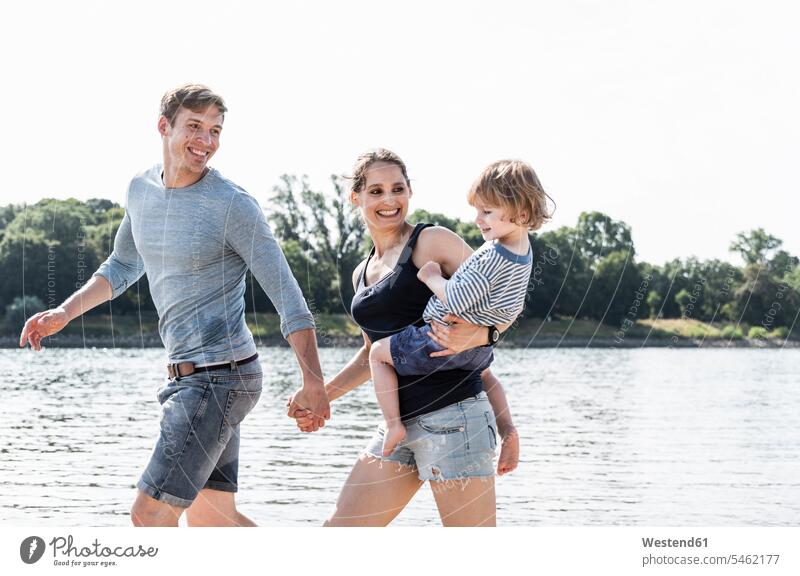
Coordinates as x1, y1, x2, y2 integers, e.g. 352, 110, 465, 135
351, 223, 483, 419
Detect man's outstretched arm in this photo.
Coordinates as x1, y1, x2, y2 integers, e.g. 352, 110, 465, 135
20, 275, 113, 350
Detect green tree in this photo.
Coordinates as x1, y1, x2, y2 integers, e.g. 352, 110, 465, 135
587, 248, 643, 325
675, 289, 692, 316
0, 199, 98, 312
695, 259, 741, 322
730, 264, 777, 326
528, 226, 591, 319
0, 203, 21, 244
3, 295, 45, 330
269, 174, 308, 244
85, 198, 119, 223
784, 265, 800, 293
407, 209, 462, 232
575, 211, 634, 265
646, 289, 663, 318
767, 249, 799, 278
267, 175, 366, 313
645, 259, 686, 319
730, 228, 782, 266
408, 209, 484, 249
726, 231, 797, 329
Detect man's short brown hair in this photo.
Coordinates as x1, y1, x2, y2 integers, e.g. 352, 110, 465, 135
159, 84, 227, 126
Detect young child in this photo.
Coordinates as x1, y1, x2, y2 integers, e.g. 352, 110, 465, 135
369, 159, 553, 456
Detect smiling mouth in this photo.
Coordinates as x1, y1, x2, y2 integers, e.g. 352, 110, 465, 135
376, 208, 400, 217
188, 147, 209, 159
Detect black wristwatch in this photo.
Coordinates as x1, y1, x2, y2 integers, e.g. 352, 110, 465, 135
485, 325, 500, 347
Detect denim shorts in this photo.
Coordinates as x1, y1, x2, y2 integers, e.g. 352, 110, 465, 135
137, 360, 263, 508
364, 392, 497, 481
390, 323, 494, 377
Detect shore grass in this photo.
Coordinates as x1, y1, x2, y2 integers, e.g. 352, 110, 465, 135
247, 312, 362, 339
3, 312, 796, 347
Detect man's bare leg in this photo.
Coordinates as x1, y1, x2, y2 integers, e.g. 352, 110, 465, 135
130, 490, 183, 527
186, 488, 256, 527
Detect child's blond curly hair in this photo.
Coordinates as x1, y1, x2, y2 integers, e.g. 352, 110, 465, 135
468, 159, 554, 231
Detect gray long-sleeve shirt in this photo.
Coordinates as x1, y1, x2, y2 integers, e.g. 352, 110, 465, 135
94, 165, 314, 364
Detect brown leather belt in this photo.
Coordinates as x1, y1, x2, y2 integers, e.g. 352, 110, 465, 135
167, 353, 259, 380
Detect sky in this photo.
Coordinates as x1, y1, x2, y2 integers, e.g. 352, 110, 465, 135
1, 0, 798, 266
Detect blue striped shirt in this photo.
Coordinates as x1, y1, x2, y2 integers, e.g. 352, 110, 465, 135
423, 241, 532, 326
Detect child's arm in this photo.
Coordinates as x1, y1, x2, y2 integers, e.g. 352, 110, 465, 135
417, 261, 449, 305
417, 259, 493, 316
482, 368, 520, 475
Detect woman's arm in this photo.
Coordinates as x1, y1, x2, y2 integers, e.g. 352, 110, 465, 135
291, 333, 372, 432
482, 368, 520, 475
290, 260, 373, 431
325, 336, 371, 402
326, 258, 373, 401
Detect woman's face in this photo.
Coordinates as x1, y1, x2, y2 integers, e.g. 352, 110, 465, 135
351, 161, 412, 230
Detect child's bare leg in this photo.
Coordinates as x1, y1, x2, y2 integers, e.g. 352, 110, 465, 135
369, 338, 406, 456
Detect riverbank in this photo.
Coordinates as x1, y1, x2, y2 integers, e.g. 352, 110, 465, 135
2, 313, 796, 349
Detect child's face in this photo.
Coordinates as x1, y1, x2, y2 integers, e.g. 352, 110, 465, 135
473, 199, 520, 242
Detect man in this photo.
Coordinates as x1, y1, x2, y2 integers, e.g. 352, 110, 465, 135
19, 84, 330, 527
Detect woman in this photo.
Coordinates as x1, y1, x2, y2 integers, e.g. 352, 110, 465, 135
289, 149, 520, 526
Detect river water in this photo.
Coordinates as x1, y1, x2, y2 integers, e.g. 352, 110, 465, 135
1, 347, 798, 526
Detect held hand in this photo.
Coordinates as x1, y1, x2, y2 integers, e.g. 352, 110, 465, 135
497, 427, 520, 475
286, 383, 330, 430
286, 403, 319, 433
19, 307, 68, 351
416, 260, 442, 284
428, 314, 487, 357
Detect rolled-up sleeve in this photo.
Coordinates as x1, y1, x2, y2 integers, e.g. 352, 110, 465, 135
93, 211, 145, 299
225, 193, 315, 338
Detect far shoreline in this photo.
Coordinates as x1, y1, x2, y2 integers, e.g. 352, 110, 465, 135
4, 313, 795, 351
2, 334, 797, 350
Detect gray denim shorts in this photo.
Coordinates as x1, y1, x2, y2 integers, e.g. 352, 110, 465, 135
364, 392, 497, 481
137, 360, 263, 508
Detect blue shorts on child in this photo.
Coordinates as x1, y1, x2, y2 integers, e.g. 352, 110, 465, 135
389, 323, 494, 377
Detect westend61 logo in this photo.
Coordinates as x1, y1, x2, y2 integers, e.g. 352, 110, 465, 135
19, 535, 158, 567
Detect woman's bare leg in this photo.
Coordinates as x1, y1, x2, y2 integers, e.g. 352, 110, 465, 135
325, 454, 423, 526
430, 477, 496, 527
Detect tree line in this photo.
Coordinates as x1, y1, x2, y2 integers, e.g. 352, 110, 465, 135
1, 176, 797, 339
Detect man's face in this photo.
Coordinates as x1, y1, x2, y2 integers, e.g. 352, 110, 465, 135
158, 105, 223, 177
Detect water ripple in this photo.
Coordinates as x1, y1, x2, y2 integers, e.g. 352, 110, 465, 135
0, 347, 798, 526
